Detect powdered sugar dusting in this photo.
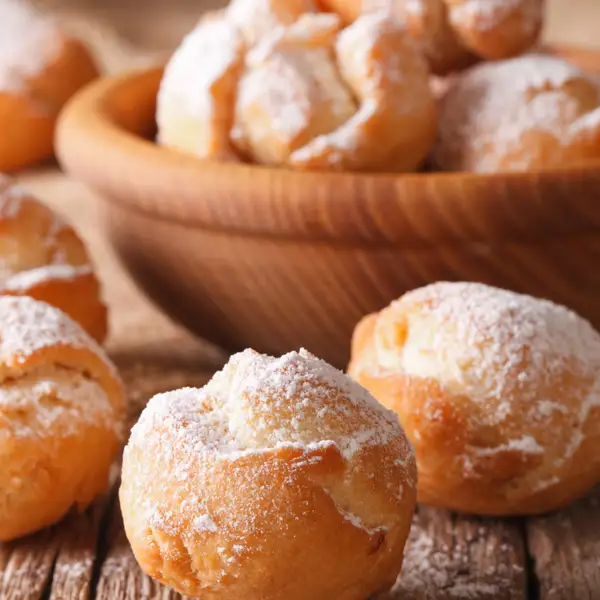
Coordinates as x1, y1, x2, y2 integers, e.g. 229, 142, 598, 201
131, 348, 405, 462
193, 514, 219, 533
395, 522, 522, 597
449, 0, 542, 34
0, 0, 62, 91
157, 15, 244, 130
0, 364, 117, 438
0, 179, 26, 219
435, 54, 600, 172
0, 295, 112, 373
228, 0, 317, 46
473, 435, 543, 456
334, 503, 387, 534
3, 265, 93, 292
124, 349, 415, 550
375, 282, 600, 489
290, 12, 432, 168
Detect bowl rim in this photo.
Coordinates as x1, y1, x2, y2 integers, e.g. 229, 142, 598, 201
56, 44, 600, 245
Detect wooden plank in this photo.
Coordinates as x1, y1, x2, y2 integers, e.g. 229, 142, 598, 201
92, 365, 210, 600
527, 487, 600, 600
388, 506, 527, 600
48, 496, 112, 600
95, 501, 182, 600
0, 528, 60, 600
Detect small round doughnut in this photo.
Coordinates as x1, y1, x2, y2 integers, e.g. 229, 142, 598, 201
317, 0, 544, 75
231, 14, 358, 166
157, 11, 245, 162
0, 0, 99, 172
318, 0, 475, 74
228, 0, 317, 46
288, 12, 436, 172
348, 282, 600, 516
446, 0, 545, 60
433, 54, 600, 173
0, 296, 124, 541
0, 176, 108, 342
120, 348, 416, 599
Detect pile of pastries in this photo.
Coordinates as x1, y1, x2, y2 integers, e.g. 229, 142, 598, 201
157, 0, 600, 174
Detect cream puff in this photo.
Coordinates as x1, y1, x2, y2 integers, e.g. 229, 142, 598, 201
317, 0, 544, 75
0, 176, 108, 342
349, 282, 600, 515
0, 296, 124, 541
0, 0, 99, 172
433, 54, 600, 172
121, 348, 417, 599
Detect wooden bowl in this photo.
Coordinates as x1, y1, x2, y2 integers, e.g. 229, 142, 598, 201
57, 47, 600, 367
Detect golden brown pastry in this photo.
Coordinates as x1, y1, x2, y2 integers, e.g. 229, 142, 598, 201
349, 282, 600, 516
228, 0, 317, 46
0, 176, 108, 342
121, 348, 417, 599
157, 4, 436, 172
231, 14, 359, 167
156, 11, 245, 161
285, 13, 437, 172
317, 0, 544, 75
433, 54, 600, 173
445, 0, 544, 60
0, 295, 124, 541
0, 0, 99, 172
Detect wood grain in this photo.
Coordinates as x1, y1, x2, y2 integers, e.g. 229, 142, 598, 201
48, 496, 112, 600
390, 506, 527, 600
527, 487, 600, 600
0, 528, 60, 599
95, 501, 172, 600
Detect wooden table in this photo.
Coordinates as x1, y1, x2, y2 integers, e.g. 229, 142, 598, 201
6, 166, 600, 600
3, 2, 600, 597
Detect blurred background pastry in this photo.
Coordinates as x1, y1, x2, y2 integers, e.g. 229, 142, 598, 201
317, 0, 544, 74
0, 176, 108, 342
0, 296, 124, 541
158, 3, 436, 172
121, 348, 416, 599
349, 282, 600, 515
433, 54, 600, 172
156, 10, 245, 162
0, 0, 99, 173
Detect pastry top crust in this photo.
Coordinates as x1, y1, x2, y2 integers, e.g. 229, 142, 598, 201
318, 0, 544, 74
0, 175, 90, 283
122, 348, 416, 597
349, 282, 600, 513
434, 54, 600, 172
129, 347, 415, 483
0, 0, 62, 93
0, 295, 122, 408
